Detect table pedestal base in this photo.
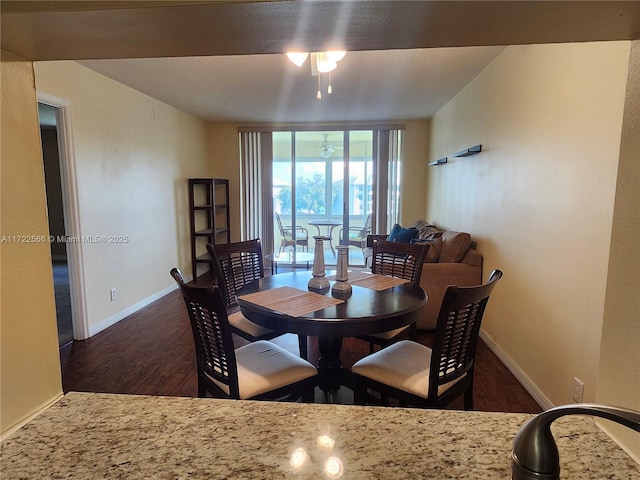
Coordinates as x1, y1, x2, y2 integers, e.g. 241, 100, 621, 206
318, 335, 344, 392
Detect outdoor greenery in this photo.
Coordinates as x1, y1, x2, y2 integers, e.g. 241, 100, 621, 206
276, 174, 332, 214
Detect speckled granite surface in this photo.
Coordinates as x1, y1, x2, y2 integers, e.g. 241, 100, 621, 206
1, 392, 638, 479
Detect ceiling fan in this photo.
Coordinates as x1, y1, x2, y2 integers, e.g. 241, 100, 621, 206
319, 134, 342, 159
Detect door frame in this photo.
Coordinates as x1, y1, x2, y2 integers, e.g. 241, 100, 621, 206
38, 92, 90, 340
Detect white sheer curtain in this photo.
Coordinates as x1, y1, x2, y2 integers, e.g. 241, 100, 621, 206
387, 129, 402, 229
373, 129, 403, 234
239, 131, 274, 254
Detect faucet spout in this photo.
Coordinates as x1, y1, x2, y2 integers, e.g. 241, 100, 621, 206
511, 403, 640, 480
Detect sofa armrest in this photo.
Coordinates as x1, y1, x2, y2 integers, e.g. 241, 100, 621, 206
365, 234, 387, 248
459, 248, 482, 267
418, 262, 483, 330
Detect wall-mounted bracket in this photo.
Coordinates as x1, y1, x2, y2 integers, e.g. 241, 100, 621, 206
428, 157, 448, 166
454, 144, 482, 157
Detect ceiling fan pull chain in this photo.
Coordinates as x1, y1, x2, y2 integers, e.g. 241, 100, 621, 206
327, 72, 333, 94
317, 75, 322, 100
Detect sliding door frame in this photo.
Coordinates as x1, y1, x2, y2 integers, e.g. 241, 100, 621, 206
239, 123, 405, 251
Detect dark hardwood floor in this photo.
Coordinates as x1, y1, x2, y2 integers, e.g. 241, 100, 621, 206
60, 275, 541, 414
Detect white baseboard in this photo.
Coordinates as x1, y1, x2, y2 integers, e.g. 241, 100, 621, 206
88, 283, 180, 337
1, 393, 64, 440
480, 330, 554, 411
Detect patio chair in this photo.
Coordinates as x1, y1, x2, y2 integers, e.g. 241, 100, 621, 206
275, 212, 309, 254
339, 213, 372, 251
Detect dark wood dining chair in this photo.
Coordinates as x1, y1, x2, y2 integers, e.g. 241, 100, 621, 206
356, 239, 429, 352
352, 269, 503, 410
206, 239, 308, 360
170, 267, 317, 400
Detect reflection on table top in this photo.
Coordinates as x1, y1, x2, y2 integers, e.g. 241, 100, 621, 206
265, 252, 315, 263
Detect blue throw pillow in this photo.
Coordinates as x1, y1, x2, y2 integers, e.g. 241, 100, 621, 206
388, 224, 417, 243
387, 224, 402, 242
395, 227, 418, 243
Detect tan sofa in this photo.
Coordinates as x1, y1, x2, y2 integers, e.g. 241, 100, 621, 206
364, 220, 483, 330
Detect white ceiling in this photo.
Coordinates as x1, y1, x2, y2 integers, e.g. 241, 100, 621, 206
77, 46, 505, 123
9, 1, 636, 125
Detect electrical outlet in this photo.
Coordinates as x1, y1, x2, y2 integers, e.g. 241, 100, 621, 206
572, 377, 584, 403
110, 288, 117, 302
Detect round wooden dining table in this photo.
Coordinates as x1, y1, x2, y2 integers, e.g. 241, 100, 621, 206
236, 271, 427, 394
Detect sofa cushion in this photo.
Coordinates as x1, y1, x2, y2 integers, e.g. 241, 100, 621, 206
410, 219, 434, 237
387, 224, 418, 243
439, 231, 471, 263
410, 236, 442, 263
410, 220, 443, 240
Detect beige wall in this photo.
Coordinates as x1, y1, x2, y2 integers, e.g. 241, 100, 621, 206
1, 51, 63, 435
429, 40, 635, 428
596, 41, 640, 460
2, 57, 213, 435
34, 61, 213, 334
210, 123, 243, 241
400, 119, 430, 226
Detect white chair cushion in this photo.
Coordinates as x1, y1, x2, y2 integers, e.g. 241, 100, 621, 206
229, 311, 274, 338
231, 340, 316, 399
368, 325, 410, 340
351, 340, 465, 399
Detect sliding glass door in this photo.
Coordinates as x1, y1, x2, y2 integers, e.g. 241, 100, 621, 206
272, 130, 374, 266
239, 126, 401, 266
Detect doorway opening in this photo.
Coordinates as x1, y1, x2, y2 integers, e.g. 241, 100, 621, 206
38, 102, 73, 347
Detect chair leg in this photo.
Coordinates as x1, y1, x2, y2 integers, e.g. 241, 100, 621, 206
197, 376, 207, 398
409, 323, 417, 341
353, 378, 367, 405
298, 335, 308, 360
464, 388, 474, 410
302, 385, 315, 403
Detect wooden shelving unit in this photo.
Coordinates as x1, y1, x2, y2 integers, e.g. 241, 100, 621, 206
188, 178, 230, 280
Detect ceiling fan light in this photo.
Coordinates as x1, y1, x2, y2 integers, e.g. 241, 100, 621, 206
320, 148, 332, 159
325, 50, 346, 63
315, 52, 337, 73
286, 52, 309, 67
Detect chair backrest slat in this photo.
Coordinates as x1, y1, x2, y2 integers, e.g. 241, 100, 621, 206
370, 239, 429, 287
428, 270, 503, 402
170, 268, 240, 398
207, 239, 264, 309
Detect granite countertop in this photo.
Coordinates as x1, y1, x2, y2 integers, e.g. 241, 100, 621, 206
1, 392, 638, 479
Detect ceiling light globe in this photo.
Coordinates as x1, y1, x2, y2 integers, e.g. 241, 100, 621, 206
326, 51, 346, 63
315, 52, 337, 73
286, 52, 309, 67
